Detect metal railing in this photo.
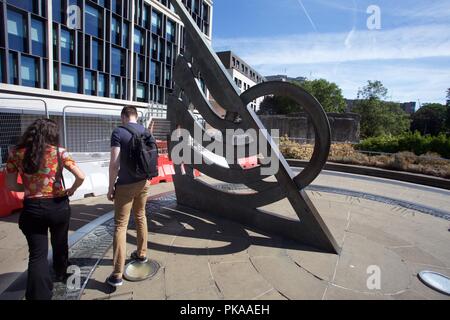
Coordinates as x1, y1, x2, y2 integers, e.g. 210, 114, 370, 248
62, 105, 146, 152
0, 98, 49, 166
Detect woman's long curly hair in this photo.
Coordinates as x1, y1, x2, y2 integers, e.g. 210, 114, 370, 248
17, 118, 60, 174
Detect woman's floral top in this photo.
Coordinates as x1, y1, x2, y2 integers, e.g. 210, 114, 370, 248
6, 145, 76, 199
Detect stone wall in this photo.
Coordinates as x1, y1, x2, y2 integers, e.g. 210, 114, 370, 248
259, 113, 361, 143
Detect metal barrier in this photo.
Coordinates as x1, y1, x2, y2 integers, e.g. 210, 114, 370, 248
62, 105, 145, 152
0, 98, 49, 165
147, 102, 167, 119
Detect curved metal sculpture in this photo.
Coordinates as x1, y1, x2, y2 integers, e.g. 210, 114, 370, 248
168, 0, 340, 254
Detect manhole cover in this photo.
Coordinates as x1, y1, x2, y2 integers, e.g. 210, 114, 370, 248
418, 271, 450, 296
123, 259, 160, 282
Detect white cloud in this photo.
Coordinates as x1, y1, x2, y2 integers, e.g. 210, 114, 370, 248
259, 61, 450, 103
395, 1, 450, 19
213, 23, 450, 103
213, 24, 450, 66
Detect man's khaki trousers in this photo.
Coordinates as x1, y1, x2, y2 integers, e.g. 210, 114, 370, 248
112, 180, 150, 278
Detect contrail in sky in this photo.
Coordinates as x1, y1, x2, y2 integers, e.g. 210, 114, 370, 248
296, 0, 318, 32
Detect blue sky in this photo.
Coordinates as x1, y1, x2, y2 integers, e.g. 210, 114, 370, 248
211, 0, 450, 105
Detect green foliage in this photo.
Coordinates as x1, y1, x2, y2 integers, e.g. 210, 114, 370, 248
356, 132, 450, 159
258, 95, 301, 115
296, 79, 346, 113
357, 80, 388, 100
411, 103, 447, 136
258, 78, 346, 115
352, 98, 411, 138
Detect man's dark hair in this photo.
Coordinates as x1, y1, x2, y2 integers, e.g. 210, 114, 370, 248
121, 106, 138, 119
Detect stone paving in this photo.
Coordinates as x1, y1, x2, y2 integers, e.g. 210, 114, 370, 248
1, 171, 450, 300
79, 177, 450, 300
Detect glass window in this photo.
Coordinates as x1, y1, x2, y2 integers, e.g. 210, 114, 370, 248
150, 61, 160, 85
166, 45, 172, 64
98, 73, 106, 97
121, 78, 127, 99
143, 5, 150, 29
31, 19, 46, 57
122, 22, 129, 47
20, 55, 39, 88
138, 55, 146, 81
110, 76, 120, 98
8, 53, 18, 84
92, 40, 102, 71
60, 29, 74, 64
151, 35, 158, 59
61, 65, 79, 93
7, 9, 27, 52
7, 0, 35, 13
52, 0, 62, 22
203, 3, 209, 21
111, 0, 122, 15
84, 71, 96, 95
53, 62, 58, 90
85, 5, 102, 38
111, 47, 125, 76
166, 20, 175, 42
158, 38, 165, 61
166, 67, 172, 87
158, 86, 164, 104
151, 11, 161, 34
111, 16, 120, 45
134, 28, 143, 53
136, 83, 146, 102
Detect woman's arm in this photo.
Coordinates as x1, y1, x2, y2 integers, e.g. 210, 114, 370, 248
65, 165, 85, 197
6, 173, 24, 192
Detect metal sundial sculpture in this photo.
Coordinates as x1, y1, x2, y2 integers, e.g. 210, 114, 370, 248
168, 0, 340, 254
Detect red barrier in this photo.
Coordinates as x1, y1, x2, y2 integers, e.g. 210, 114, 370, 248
0, 170, 24, 217
238, 156, 259, 169
149, 148, 201, 185
150, 154, 175, 185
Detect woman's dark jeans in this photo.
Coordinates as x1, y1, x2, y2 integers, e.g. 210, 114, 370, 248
19, 196, 71, 300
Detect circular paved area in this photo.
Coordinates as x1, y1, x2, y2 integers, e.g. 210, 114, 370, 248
73, 171, 450, 300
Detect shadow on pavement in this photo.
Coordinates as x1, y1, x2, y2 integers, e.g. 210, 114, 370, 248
125, 202, 324, 257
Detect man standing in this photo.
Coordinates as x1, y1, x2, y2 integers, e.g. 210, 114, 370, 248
107, 106, 150, 287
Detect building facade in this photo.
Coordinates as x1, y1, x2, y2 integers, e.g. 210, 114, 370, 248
0, 0, 212, 107
216, 50, 264, 112
0, 0, 213, 161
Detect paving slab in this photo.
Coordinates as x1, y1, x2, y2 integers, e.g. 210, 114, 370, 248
3, 171, 450, 300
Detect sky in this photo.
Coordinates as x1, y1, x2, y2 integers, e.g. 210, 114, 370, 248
211, 0, 450, 105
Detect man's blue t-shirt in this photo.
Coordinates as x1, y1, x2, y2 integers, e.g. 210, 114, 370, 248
111, 122, 146, 185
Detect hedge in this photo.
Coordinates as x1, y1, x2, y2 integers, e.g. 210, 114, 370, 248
355, 132, 450, 159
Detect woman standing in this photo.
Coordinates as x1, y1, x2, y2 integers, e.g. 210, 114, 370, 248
6, 119, 85, 300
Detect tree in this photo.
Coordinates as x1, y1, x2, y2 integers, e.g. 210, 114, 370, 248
411, 103, 447, 136
352, 81, 410, 138
353, 99, 410, 138
357, 80, 388, 100
258, 95, 300, 115
258, 78, 346, 115
296, 79, 346, 113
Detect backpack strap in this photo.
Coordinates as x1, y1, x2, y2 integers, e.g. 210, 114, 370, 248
119, 124, 142, 137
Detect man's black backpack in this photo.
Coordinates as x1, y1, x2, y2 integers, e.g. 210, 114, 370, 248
120, 124, 159, 180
